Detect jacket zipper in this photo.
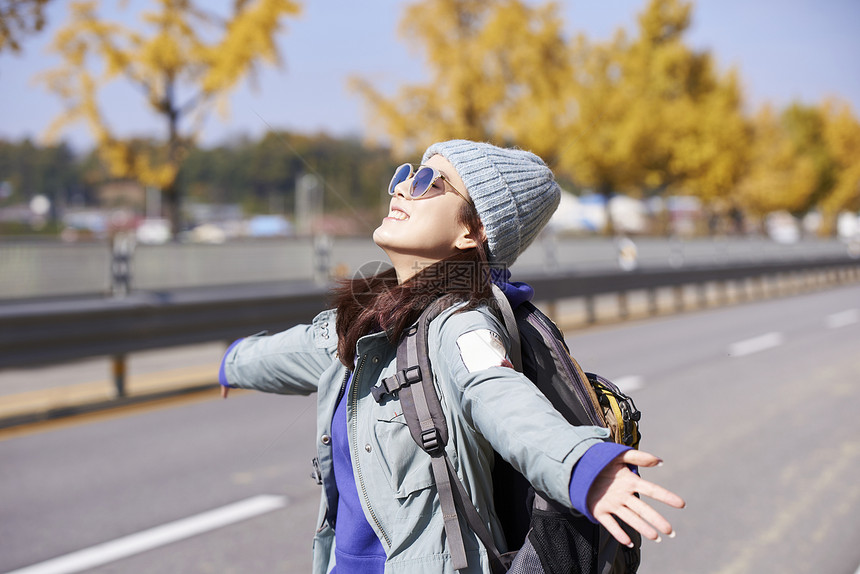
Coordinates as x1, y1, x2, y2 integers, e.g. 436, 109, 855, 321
526, 312, 604, 425
322, 368, 352, 529
335, 368, 349, 407
350, 354, 392, 548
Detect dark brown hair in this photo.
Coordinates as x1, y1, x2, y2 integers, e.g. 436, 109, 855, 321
332, 201, 491, 367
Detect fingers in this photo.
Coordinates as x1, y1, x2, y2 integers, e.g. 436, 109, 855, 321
635, 476, 686, 510
596, 513, 633, 549
221, 385, 230, 399
626, 495, 673, 539
618, 449, 662, 468
616, 450, 687, 510
614, 506, 660, 542
591, 452, 687, 547
597, 492, 676, 545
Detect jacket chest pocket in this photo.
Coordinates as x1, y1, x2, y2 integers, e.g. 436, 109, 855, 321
371, 398, 435, 499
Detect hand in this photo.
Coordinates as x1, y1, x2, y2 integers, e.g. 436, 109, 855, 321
587, 450, 685, 547
221, 385, 230, 399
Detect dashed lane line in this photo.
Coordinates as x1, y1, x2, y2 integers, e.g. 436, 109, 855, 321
612, 376, 644, 393
7, 495, 287, 574
728, 332, 784, 358
826, 309, 859, 329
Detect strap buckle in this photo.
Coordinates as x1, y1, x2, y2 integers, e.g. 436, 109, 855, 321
421, 428, 442, 453
371, 365, 422, 402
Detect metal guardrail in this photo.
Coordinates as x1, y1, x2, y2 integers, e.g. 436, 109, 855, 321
2, 256, 858, 376
3, 236, 856, 300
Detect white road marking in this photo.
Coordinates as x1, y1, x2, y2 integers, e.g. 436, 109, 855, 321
728, 332, 784, 358
7, 495, 287, 574
613, 376, 644, 393
826, 309, 859, 329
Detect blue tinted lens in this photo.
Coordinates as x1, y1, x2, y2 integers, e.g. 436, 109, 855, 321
411, 166, 435, 198
389, 164, 413, 195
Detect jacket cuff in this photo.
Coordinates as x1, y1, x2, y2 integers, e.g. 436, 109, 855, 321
568, 442, 631, 523
219, 338, 244, 388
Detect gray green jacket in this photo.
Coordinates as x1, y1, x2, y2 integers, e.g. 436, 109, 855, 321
221, 303, 611, 574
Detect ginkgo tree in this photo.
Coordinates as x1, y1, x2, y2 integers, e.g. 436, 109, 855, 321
40, 0, 301, 235
553, 0, 749, 233
0, 0, 51, 53
354, 0, 750, 234
735, 102, 839, 229
350, 0, 570, 158
819, 99, 860, 234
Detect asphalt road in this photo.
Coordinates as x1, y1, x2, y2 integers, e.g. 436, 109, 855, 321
2, 284, 859, 574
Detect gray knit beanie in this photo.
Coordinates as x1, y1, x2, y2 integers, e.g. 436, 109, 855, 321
422, 140, 560, 268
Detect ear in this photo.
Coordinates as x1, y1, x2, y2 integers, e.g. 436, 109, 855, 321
454, 224, 486, 251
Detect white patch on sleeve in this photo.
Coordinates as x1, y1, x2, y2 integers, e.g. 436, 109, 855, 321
456, 329, 509, 373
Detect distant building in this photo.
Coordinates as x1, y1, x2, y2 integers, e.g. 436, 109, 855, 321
96, 180, 146, 210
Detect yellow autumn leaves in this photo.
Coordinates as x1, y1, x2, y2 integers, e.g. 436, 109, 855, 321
353, 0, 859, 233
38, 0, 300, 231
33, 0, 859, 235
739, 101, 860, 233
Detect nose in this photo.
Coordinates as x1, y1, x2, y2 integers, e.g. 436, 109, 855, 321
392, 178, 412, 199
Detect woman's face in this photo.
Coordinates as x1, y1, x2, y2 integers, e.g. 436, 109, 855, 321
373, 154, 480, 279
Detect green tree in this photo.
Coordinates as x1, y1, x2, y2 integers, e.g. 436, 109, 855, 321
39, 0, 301, 236
178, 131, 396, 232
0, 138, 84, 205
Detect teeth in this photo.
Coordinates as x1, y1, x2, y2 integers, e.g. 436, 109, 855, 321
388, 210, 409, 221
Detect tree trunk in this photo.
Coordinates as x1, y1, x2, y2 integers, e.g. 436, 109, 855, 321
599, 183, 615, 236
164, 76, 182, 239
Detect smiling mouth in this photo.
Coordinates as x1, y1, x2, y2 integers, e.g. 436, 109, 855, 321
386, 209, 409, 221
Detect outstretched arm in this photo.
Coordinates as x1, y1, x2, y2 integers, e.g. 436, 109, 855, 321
220, 310, 339, 398
587, 450, 686, 546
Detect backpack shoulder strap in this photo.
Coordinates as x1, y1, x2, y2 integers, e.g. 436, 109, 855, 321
372, 296, 453, 448
490, 284, 522, 372
371, 296, 507, 573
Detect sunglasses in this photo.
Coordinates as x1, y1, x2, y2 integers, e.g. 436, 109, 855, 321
388, 163, 472, 204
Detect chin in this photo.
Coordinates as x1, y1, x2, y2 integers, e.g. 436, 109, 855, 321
372, 226, 385, 248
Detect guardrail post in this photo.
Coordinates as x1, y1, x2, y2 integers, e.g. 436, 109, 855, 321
697, 283, 708, 308
112, 355, 127, 397
755, 276, 766, 299
111, 232, 134, 297
737, 279, 749, 302
545, 300, 558, 323
618, 292, 629, 319
313, 234, 332, 285
585, 295, 596, 324
718, 281, 729, 305
673, 286, 684, 312
648, 289, 658, 315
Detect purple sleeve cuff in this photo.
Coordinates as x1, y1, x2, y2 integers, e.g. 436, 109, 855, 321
568, 442, 631, 523
219, 338, 244, 388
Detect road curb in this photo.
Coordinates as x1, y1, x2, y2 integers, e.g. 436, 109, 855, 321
0, 382, 220, 431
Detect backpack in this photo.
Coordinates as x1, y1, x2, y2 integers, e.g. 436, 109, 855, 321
370, 286, 642, 573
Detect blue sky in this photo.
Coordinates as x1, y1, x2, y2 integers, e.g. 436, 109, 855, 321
1, 0, 858, 152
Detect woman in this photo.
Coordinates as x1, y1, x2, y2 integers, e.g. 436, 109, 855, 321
220, 140, 685, 573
